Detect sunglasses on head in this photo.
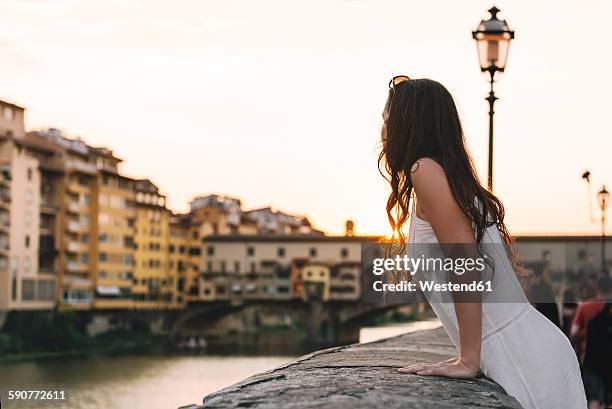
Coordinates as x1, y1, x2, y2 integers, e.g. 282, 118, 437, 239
388, 75, 410, 90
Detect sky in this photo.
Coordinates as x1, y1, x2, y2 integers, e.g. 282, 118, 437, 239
0, 0, 610, 236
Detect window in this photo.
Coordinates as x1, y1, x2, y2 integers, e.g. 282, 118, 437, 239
11, 275, 16, 300
38, 281, 55, 301
25, 190, 33, 204
341, 248, 349, 258
247, 246, 255, 256
27, 168, 32, 181
220, 261, 226, 273
99, 252, 107, 262
189, 247, 201, 256
99, 271, 107, 279
25, 235, 30, 248
22, 279, 35, 300
11, 256, 18, 274
110, 195, 123, 209
81, 234, 89, 244
3, 106, 14, 121
277, 247, 285, 257
98, 194, 108, 206
234, 261, 240, 273
124, 236, 135, 249
78, 176, 89, 187
309, 247, 317, 257
80, 253, 88, 263
98, 213, 109, 225
169, 245, 175, 253
192, 231, 199, 239
118, 178, 129, 189
207, 246, 215, 256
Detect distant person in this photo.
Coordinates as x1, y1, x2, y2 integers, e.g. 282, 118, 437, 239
529, 269, 561, 328
579, 277, 598, 301
571, 275, 612, 409
379, 76, 586, 408
561, 289, 578, 338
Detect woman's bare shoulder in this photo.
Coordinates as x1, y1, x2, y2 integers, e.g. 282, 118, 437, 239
410, 157, 448, 190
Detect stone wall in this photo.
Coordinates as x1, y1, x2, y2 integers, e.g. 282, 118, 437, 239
185, 326, 522, 409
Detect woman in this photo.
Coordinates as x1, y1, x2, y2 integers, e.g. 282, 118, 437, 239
378, 76, 587, 409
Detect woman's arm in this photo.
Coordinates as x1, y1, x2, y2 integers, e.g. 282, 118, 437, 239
397, 158, 482, 378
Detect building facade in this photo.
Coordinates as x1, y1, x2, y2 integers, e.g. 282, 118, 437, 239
198, 235, 373, 302
133, 179, 176, 309
0, 102, 56, 312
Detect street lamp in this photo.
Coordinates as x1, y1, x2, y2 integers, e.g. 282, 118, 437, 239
597, 185, 610, 273
472, 6, 515, 191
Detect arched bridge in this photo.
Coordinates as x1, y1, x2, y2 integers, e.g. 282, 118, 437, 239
170, 297, 415, 345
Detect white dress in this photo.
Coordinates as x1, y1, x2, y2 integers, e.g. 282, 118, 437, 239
408, 199, 587, 409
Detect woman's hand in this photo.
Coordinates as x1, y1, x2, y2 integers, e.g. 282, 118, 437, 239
397, 357, 479, 379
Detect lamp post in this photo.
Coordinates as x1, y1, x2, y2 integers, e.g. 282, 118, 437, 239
472, 6, 515, 191
597, 185, 610, 273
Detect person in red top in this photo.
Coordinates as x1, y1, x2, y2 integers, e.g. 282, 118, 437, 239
571, 275, 612, 409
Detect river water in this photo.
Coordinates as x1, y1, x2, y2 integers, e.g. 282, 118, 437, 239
0, 320, 441, 409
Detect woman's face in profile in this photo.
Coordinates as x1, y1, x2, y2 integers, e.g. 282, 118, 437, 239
381, 99, 390, 144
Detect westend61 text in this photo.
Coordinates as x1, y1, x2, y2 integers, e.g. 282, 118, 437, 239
372, 280, 493, 293
372, 254, 487, 276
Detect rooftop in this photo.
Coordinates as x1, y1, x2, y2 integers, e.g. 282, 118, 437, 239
203, 234, 382, 243
0, 99, 25, 111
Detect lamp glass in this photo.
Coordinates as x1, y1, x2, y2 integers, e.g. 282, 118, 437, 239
475, 32, 512, 71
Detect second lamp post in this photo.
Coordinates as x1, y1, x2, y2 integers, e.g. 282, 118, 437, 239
473, 6, 515, 191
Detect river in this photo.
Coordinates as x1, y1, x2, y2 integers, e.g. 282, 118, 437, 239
0, 320, 441, 409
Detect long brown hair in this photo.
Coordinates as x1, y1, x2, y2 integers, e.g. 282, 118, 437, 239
378, 78, 522, 272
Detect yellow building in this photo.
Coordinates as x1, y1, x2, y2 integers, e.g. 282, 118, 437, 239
20, 129, 98, 309
133, 179, 175, 309
169, 214, 189, 306
63, 146, 97, 308
168, 213, 204, 302
91, 149, 136, 309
